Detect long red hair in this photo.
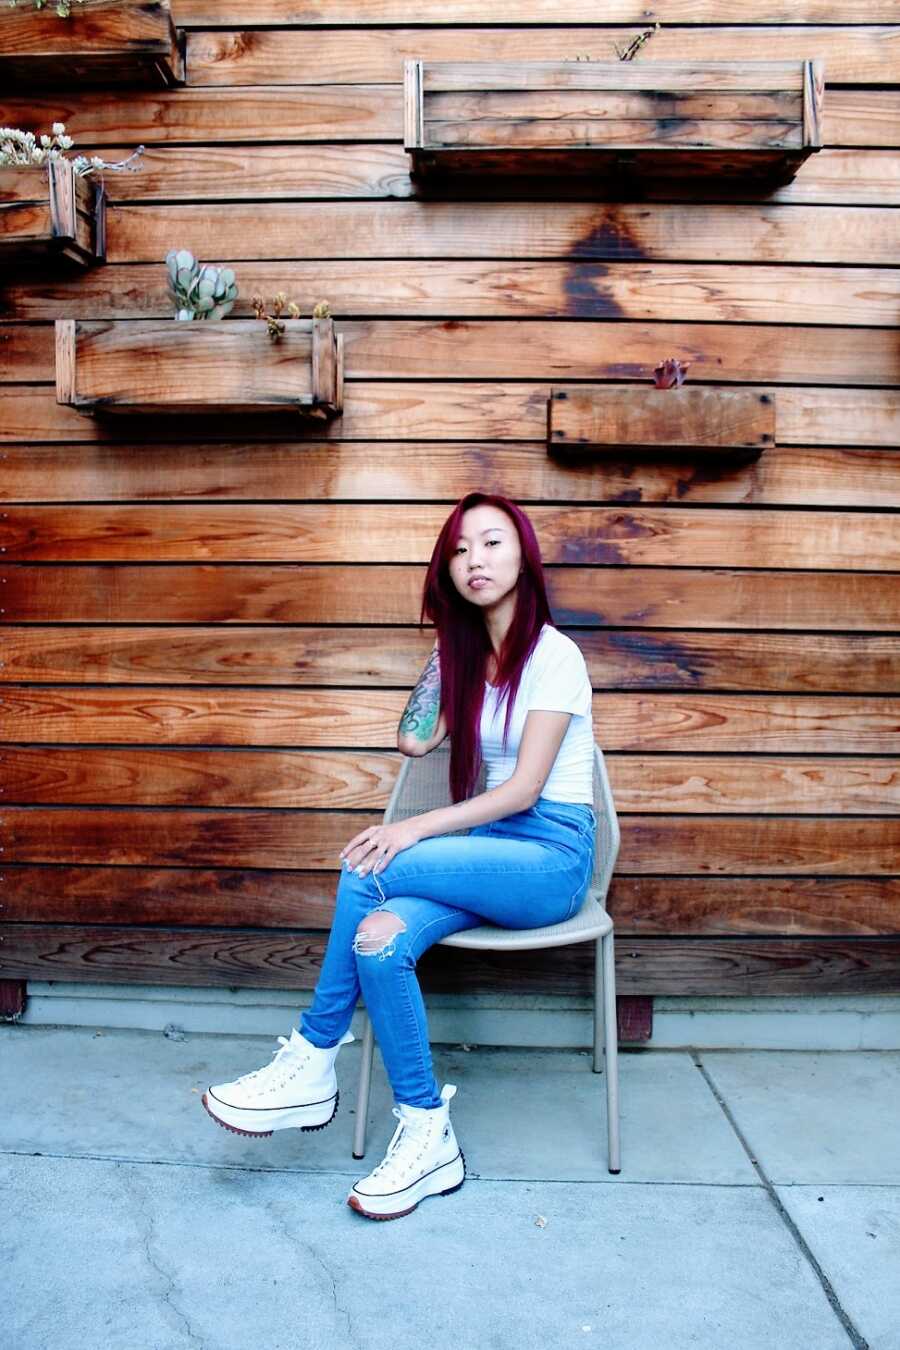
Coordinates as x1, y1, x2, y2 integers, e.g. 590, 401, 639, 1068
420, 492, 553, 803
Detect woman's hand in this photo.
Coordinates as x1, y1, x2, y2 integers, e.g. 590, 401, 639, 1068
339, 818, 423, 878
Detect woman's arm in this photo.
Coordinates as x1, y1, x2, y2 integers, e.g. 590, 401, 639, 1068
412, 708, 572, 839
397, 641, 448, 757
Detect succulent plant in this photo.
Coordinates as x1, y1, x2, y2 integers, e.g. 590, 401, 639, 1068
165, 249, 238, 321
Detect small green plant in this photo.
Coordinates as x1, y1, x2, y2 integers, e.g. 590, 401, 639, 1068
8, 0, 85, 17
166, 250, 238, 321
653, 357, 690, 388
0, 122, 143, 177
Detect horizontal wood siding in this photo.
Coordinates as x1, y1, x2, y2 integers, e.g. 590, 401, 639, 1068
1, 0, 898, 997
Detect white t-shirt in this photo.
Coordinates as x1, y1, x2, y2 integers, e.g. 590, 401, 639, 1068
479, 624, 594, 804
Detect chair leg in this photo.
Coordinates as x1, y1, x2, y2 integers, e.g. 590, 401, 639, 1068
352, 1010, 376, 1160
602, 930, 621, 1174
592, 936, 604, 1073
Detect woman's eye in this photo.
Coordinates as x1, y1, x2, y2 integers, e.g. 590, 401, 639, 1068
454, 540, 499, 554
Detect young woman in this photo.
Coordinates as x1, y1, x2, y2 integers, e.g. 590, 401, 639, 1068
202, 491, 596, 1221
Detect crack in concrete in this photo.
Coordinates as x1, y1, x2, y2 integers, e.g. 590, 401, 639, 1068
129, 1172, 207, 1350
262, 1191, 363, 1350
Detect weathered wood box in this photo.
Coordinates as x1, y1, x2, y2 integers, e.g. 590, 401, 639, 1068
548, 386, 775, 456
405, 59, 824, 188
0, 160, 105, 266
0, 0, 183, 89
55, 318, 344, 418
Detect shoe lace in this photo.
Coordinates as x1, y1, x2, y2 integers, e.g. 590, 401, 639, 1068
231, 1036, 310, 1091
368, 1108, 433, 1183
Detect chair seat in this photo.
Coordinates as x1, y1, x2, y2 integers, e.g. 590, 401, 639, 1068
438, 892, 612, 951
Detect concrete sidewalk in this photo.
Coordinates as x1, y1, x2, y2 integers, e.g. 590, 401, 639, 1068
2, 1024, 898, 1350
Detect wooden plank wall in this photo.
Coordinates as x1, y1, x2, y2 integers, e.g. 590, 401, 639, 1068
1, 0, 899, 1003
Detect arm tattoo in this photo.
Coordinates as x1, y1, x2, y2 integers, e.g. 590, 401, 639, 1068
399, 646, 442, 743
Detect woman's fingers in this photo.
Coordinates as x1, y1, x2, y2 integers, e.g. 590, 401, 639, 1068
340, 829, 373, 861
341, 832, 379, 870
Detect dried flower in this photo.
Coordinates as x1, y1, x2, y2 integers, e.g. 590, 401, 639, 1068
312, 300, 331, 319
253, 295, 316, 341
7, 0, 85, 16
0, 122, 143, 177
615, 22, 661, 61
653, 357, 690, 388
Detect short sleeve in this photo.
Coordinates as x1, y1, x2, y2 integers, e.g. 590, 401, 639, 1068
525, 635, 592, 717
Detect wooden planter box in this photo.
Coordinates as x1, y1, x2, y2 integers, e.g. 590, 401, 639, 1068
55, 318, 344, 418
0, 0, 183, 89
548, 386, 775, 456
0, 160, 105, 266
405, 59, 824, 188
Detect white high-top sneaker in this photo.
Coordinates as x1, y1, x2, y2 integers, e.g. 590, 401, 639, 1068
202, 1027, 355, 1138
347, 1083, 466, 1220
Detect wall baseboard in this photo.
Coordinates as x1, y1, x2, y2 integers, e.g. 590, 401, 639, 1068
15, 982, 900, 1051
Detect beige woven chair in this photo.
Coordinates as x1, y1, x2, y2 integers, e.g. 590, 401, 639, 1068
351, 740, 622, 1173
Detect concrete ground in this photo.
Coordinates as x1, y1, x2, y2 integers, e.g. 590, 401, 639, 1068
2, 1024, 898, 1350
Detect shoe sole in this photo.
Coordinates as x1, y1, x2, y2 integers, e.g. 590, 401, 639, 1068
201, 1088, 339, 1138
347, 1149, 466, 1221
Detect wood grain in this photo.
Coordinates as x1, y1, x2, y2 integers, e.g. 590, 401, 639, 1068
3, 0, 898, 1001
2, 925, 899, 993
6, 502, 900, 570
0, 0, 183, 88
2, 89, 897, 148
4, 564, 898, 627
56, 318, 343, 417
2, 687, 899, 752
6, 320, 900, 387
0, 87, 401, 144
3, 439, 899, 509
4, 747, 899, 816
1, 923, 900, 999
4, 866, 899, 936
3, 627, 898, 693
51, 145, 899, 206
172, 1, 900, 26
3, 383, 897, 445
548, 387, 775, 452
100, 201, 900, 265
4, 262, 895, 324
2, 807, 899, 868
179, 28, 900, 87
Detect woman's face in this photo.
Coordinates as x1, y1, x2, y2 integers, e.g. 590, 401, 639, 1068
447, 504, 523, 611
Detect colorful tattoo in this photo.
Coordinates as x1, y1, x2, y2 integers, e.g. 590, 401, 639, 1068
399, 646, 441, 743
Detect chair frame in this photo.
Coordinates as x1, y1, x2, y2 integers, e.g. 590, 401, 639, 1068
351, 741, 622, 1172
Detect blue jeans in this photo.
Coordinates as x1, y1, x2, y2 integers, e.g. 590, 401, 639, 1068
298, 797, 597, 1109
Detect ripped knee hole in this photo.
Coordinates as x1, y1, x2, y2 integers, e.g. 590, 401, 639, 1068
353, 913, 407, 959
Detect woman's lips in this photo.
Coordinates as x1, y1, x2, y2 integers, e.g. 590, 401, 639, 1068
468, 577, 490, 589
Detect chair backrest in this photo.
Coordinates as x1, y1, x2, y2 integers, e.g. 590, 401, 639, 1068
384, 740, 621, 909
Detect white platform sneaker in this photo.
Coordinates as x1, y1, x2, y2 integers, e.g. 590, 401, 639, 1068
202, 1027, 355, 1138
347, 1083, 466, 1220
